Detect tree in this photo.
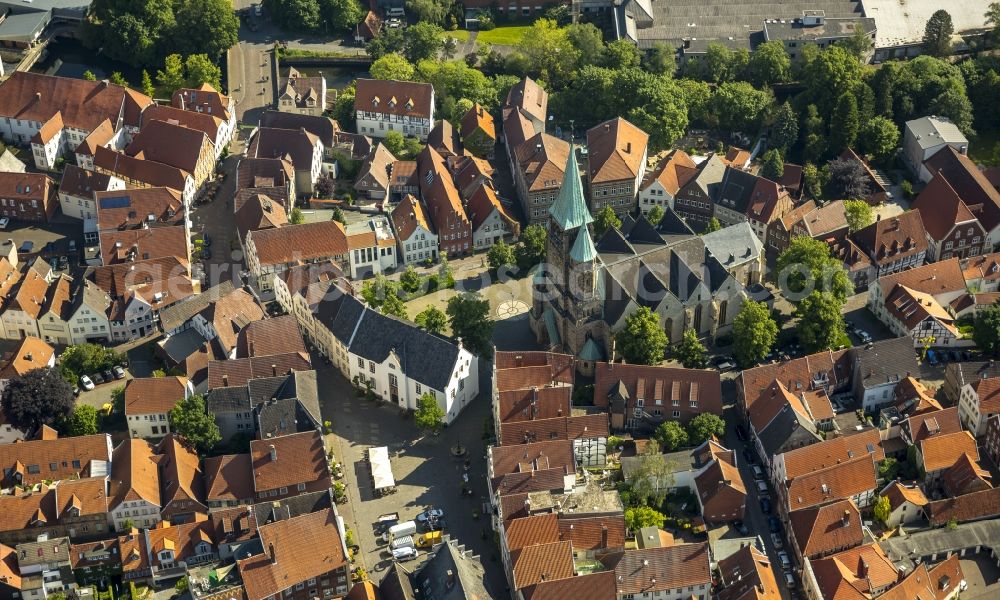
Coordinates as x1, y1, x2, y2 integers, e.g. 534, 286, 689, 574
321, 0, 364, 32
770, 102, 799, 151
380, 290, 409, 320
879, 457, 901, 480
923, 10, 954, 57
486, 240, 516, 275
803, 46, 864, 113
776, 237, 852, 301
83, 70, 97, 81
796, 291, 847, 352
747, 41, 790, 86
290, 208, 304, 225
169, 395, 221, 453
858, 117, 900, 163
688, 413, 726, 445
625, 506, 667, 532
269, 0, 322, 31
617, 306, 667, 365
370, 53, 415, 81
110, 72, 128, 86
643, 43, 676, 76
594, 205, 621, 237
2, 368, 74, 432
315, 174, 335, 198
403, 22, 443, 63
399, 266, 422, 293
515, 224, 546, 271
414, 392, 445, 430
873, 495, 891, 526
415, 306, 447, 334
674, 329, 708, 369
703, 218, 722, 234
839, 28, 874, 59
829, 92, 860, 155
628, 448, 675, 506
59, 343, 123, 383
175, 577, 189, 596
383, 131, 406, 157
711, 81, 774, 132
760, 149, 784, 181
844, 200, 874, 233
332, 206, 346, 224
655, 421, 689, 451
513, 19, 579, 86
602, 39, 642, 70
366, 26, 405, 59
173, 0, 240, 59
84, 0, 176, 67
802, 163, 826, 199
184, 54, 222, 89
827, 158, 871, 200
987, 3, 1000, 46
733, 300, 777, 366
156, 54, 186, 91
137, 71, 155, 98
565, 22, 604, 66
66, 405, 99, 436
406, 0, 449, 25
974, 301, 1000, 355
625, 506, 666, 531
647, 205, 665, 226
446, 293, 494, 356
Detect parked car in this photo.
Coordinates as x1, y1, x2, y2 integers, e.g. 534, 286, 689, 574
771, 532, 784, 549
0, 217, 8, 229
784, 572, 796, 588
733, 521, 749, 535
201, 248, 212, 260
202, 234, 212, 247
416, 509, 444, 522
712, 355, 736, 372
80, 375, 95, 391
768, 516, 781, 533
755, 480, 769, 494
855, 329, 872, 344
113, 365, 126, 379
735, 424, 747, 440
759, 497, 771, 514
415, 531, 442, 548
91, 372, 105, 385
751, 465, 765, 480
927, 350, 940, 366
391, 547, 419, 562
778, 551, 792, 570
103, 369, 114, 382
742, 447, 755, 464
72, 386, 80, 397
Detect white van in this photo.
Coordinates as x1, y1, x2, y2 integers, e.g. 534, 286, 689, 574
389, 535, 414, 551
392, 546, 419, 561
382, 520, 417, 542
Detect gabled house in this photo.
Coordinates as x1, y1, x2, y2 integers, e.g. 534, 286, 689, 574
142, 103, 230, 159
903, 116, 969, 182
460, 103, 495, 159
171, 83, 236, 153
0, 335, 54, 384
850, 336, 920, 413
788, 498, 863, 562
126, 120, 216, 199
916, 430, 980, 485
0, 172, 57, 223
92, 256, 194, 342
108, 439, 163, 531
427, 120, 462, 158
962, 251, 1000, 292
512, 132, 569, 225
345, 215, 398, 278
503, 77, 547, 136
235, 156, 295, 211
203, 454, 254, 510
155, 434, 207, 524
868, 258, 970, 347
416, 145, 471, 257
124, 377, 192, 439
959, 375, 1000, 435
353, 143, 395, 203
638, 149, 698, 216
58, 165, 125, 221
0, 260, 51, 341
245, 220, 348, 292
277, 68, 327, 116
93, 146, 196, 208
390, 194, 437, 265
246, 127, 324, 197
353, 78, 434, 141
593, 362, 722, 432
585, 117, 649, 217
912, 173, 989, 261
878, 481, 929, 528
924, 145, 1000, 251
467, 184, 520, 251
250, 431, 331, 502
118, 520, 216, 584
850, 211, 928, 289
700, 221, 765, 286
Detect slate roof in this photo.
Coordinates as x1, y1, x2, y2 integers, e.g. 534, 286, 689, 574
158, 280, 237, 332
701, 221, 764, 268
849, 336, 920, 391
347, 308, 464, 392
250, 490, 333, 527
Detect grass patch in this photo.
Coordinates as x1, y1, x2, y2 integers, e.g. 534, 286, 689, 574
969, 130, 1000, 166
477, 25, 530, 45
276, 47, 356, 59
441, 30, 470, 42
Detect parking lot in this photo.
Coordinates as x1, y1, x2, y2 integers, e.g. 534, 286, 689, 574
314, 358, 507, 595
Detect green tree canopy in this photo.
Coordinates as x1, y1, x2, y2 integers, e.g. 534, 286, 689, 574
654, 421, 688, 451
321, 0, 364, 32
674, 329, 708, 369
617, 306, 667, 365
2, 368, 74, 432
380, 291, 408, 320
923, 10, 954, 57
625, 506, 666, 531
775, 236, 853, 301
844, 200, 874, 233
268, 0, 322, 31
687, 413, 726, 445
796, 291, 848, 352
760, 149, 784, 181
829, 92, 860, 156
65, 405, 99, 437
486, 240, 516, 274
402, 22, 444, 63
415, 306, 448, 335
873, 495, 891, 526
516, 224, 547, 271
733, 300, 778, 367
173, 0, 239, 59
703, 217, 722, 234
370, 53, 415, 81
414, 392, 445, 431
628, 449, 675, 506
446, 293, 494, 356
170, 395, 220, 453
594, 205, 621, 237
513, 19, 579, 86
858, 117, 901, 163
747, 41, 791, 86
710, 81, 774, 133
803, 46, 864, 113
59, 343, 123, 383
769, 102, 799, 151
646, 205, 665, 226
988, 3, 1000, 46
973, 301, 1000, 355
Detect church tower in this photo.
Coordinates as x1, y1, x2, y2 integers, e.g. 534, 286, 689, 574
546, 144, 593, 294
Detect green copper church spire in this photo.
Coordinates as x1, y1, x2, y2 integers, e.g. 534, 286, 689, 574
548, 143, 593, 231
569, 227, 597, 263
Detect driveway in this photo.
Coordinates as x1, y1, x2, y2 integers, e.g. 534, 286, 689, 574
316, 357, 507, 596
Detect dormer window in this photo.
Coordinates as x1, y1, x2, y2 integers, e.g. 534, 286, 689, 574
371, 96, 380, 108
405, 98, 414, 110
388, 97, 397, 108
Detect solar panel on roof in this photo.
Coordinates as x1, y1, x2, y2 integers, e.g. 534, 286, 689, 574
99, 196, 131, 209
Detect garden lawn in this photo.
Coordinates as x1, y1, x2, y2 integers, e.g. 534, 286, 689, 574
442, 30, 470, 42
969, 130, 999, 166
477, 25, 530, 45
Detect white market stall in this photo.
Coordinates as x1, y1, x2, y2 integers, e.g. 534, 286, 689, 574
368, 446, 396, 496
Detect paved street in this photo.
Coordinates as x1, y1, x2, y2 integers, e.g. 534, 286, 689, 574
314, 357, 507, 596
228, 1, 276, 121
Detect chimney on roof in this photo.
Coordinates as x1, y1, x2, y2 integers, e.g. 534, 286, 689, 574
268, 543, 277, 564
842, 510, 851, 526
271, 364, 277, 376
269, 444, 277, 461
222, 374, 229, 387
446, 569, 455, 589
625, 142, 632, 154
601, 526, 609, 548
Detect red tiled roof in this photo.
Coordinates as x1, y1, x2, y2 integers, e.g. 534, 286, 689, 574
780, 429, 883, 482
203, 454, 253, 503
587, 118, 648, 184
250, 431, 328, 492
557, 515, 625, 551
124, 376, 187, 415
505, 513, 559, 551
247, 220, 347, 266
789, 499, 863, 559
925, 486, 1000, 525
608, 544, 712, 596
354, 79, 434, 118
786, 455, 877, 512
919, 430, 979, 473
510, 540, 574, 589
